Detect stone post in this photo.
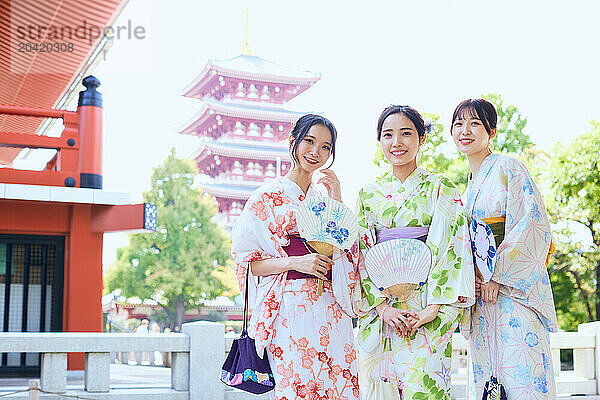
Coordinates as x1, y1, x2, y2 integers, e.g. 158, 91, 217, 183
183, 321, 224, 400
578, 321, 600, 394
40, 353, 67, 393
85, 352, 110, 392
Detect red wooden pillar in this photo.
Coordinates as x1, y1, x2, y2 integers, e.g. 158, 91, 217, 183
64, 76, 103, 368
65, 204, 103, 369
77, 76, 103, 189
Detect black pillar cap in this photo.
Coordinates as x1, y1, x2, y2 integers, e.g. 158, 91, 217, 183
78, 76, 103, 108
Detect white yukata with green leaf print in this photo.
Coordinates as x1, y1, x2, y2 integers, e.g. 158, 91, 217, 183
355, 168, 475, 400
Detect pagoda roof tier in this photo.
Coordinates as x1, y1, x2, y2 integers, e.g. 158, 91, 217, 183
181, 99, 305, 136
183, 55, 321, 101
201, 183, 257, 200
194, 140, 291, 163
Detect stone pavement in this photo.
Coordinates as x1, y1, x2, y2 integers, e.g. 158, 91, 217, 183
1, 364, 600, 399
0, 364, 171, 389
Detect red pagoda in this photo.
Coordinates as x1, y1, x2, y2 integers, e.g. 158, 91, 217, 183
180, 49, 321, 227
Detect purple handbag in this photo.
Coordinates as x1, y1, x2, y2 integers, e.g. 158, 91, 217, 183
220, 269, 275, 394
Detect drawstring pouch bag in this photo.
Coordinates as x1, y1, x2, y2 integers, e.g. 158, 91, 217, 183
220, 269, 275, 394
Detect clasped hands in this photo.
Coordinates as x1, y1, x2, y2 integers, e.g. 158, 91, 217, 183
475, 276, 500, 304
376, 303, 441, 337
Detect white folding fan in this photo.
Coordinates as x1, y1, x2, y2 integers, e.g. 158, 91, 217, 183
364, 238, 432, 300
470, 219, 497, 283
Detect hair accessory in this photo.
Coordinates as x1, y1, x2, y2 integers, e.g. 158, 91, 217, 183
290, 117, 298, 132
424, 119, 434, 134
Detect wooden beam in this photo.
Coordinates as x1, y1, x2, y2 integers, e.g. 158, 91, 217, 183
0, 169, 78, 187
0, 131, 79, 149
91, 204, 156, 233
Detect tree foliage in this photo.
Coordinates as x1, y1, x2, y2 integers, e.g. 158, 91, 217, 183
540, 122, 600, 328
104, 149, 231, 328
482, 93, 534, 155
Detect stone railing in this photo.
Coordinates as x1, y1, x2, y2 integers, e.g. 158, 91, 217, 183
451, 321, 600, 397
1, 321, 600, 399
0, 321, 224, 400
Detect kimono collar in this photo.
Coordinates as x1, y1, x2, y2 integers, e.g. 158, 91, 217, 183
281, 176, 323, 202
379, 167, 429, 193
469, 153, 500, 186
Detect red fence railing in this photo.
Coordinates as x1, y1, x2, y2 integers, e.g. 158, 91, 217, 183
0, 76, 103, 189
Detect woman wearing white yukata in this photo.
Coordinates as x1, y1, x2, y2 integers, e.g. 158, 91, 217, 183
231, 114, 360, 400
451, 99, 558, 399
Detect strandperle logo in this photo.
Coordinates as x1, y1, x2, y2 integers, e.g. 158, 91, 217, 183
9, 14, 147, 74
14, 19, 146, 45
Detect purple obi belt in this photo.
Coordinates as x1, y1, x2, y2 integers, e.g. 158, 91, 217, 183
283, 235, 332, 281
376, 226, 429, 244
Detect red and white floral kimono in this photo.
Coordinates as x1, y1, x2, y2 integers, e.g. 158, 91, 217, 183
232, 177, 360, 400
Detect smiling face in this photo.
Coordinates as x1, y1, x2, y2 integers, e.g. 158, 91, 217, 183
379, 113, 425, 168
293, 124, 333, 173
451, 105, 497, 156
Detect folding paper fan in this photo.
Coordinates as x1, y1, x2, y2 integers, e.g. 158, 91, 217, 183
470, 219, 497, 283
364, 238, 432, 299
296, 197, 359, 252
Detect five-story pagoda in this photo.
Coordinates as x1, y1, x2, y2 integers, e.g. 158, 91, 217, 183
180, 47, 321, 227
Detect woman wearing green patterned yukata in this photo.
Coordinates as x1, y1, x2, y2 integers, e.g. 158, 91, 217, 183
355, 105, 475, 400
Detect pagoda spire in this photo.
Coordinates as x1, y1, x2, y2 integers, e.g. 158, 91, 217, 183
241, 1, 256, 56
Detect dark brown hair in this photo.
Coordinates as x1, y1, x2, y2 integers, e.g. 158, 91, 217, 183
451, 99, 497, 134
376, 105, 430, 141
289, 114, 337, 167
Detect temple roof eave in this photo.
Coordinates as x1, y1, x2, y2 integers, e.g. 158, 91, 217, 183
201, 184, 254, 200
179, 101, 305, 135
194, 143, 291, 163
181, 55, 321, 98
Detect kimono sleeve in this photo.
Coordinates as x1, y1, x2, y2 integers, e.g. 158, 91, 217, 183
425, 176, 476, 308
231, 191, 278, 304
354, 188, 386, 315
493, 158, 557, 329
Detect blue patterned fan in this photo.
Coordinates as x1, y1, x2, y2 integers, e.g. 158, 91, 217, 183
296, 197, 358, 252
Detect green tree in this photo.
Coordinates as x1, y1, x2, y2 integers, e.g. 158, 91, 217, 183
547, 240, 596, 330
104, 149, 231, 329
542, 122, 600, 325
482, 93, 534, 155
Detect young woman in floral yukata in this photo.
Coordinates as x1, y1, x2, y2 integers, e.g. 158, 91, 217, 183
451, 99, 558, 400
231, 114, 360, 400
355, 105, 475, 400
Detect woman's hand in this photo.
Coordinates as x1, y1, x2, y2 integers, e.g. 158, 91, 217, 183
408, 304, 441, 336
475, 277, 482, 298
318, 169, 342, 202
291, 254, 333, 280
377, 304, 419, 336
480, 279, 500, 304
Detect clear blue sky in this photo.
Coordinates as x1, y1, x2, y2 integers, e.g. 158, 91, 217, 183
16, 0, 600, 270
